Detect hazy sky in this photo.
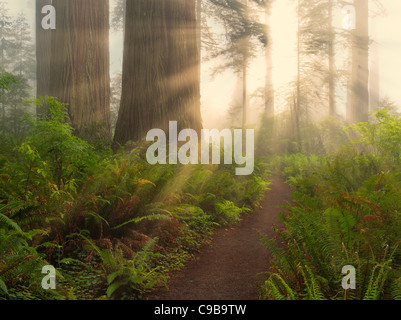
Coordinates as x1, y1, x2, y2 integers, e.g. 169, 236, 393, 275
3, 0, 401, 126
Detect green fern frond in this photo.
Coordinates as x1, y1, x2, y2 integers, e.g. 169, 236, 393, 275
0, 278, 8, 296
391, 278, 401, 300
265, 280, 287, 300
363, 264, 388, 300
265, 273, 296, 300
0, 212, 25, 237
111, 214, 171, 230
298, 265, 327, 300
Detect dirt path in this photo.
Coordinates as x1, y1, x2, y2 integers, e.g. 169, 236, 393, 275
148, 177, 292, 300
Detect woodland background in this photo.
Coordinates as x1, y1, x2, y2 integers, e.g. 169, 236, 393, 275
1, 0, 401, 300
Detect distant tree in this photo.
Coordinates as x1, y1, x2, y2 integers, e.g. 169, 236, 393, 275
347, 0, 369, 123
10, 13, 35, 81
110, 72, 122, 132
49, 0, 111, 136
0, 2, 13, 66
0, 1, 14, 127
264, 0, 274, 118
4, 75, 31, 136
205, 0, 267, 128
295, 0, 339, 120
0, 68, 17, 91
111, 0, 126, 32
0, 9, 34, 134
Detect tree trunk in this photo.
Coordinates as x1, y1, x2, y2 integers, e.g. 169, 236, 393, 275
197, 0, 202, 83
35, 0, 52, 114
296, 0, 301, 120
113, 0, 201, 147
242, 0, 249, 128
49, 0, 111, 134
347, 0, 369, 123
242, 59, 248, 128
265, 1, 274, 118
328, 0, 336, 116
165, 0, 202, 133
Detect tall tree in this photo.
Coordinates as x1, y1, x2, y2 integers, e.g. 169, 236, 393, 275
264, 0, 274, 117
347, 0, 369, 123
0, 1, 13, 128
205, 0, 266, 128
0, 1, 13, 68
113, 0, 202, 147
35, 0, 52, 109
49, 0, 111, 134
241, 0, 249, 128
11, 13, 36, 81
0, 8, 34, 133
327, 0, 335, 116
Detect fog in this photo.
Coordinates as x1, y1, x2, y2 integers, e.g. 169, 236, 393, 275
3, 0, 401, 127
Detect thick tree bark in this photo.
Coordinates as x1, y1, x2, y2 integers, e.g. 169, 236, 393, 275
347, 0, 369, 123
113, 0, 202, 147
49, 0, 111, 133
165, 0, 202, 133
35, 0, 52, 114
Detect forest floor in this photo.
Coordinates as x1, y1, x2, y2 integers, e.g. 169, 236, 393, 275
147, 177, 292, 300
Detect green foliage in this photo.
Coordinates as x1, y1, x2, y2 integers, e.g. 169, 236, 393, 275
25, 97, 98, 184
0, 98, 271, 299
75, 233, 166, 300
0, 69, 18, 91
261, 110, 401, 300
0, 206, 64, 300
214, 200, 247, 225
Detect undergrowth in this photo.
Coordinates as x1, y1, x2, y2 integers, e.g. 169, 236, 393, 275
260, 109, 401, 300
0, 97, 271, 300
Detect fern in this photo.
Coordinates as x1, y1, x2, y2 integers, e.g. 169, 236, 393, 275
105, 238, 166, 300
111, 213, 171, 230
0, 278, 8, 296
391, 278, 401, 300
265, 273, 296, 300
298, 265, 327, 300
264, 278, 287, 300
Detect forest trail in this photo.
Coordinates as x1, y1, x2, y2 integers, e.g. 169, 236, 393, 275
148, 177, 292, 300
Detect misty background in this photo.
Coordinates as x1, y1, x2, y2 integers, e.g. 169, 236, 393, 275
3, 0, 401, 128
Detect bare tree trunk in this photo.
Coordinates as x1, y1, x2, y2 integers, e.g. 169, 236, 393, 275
295, 0, 302, 151
49, 0, 111, 134
242, 0, 249, 128
197, 0, 202, 83
113, 0, 202, 148
242, 59, 248, 128
328, 0, 336, 116
165, 0, 202, 133
347, 0, 369, 123
265, 1, 274, 118
113, 0, 168, 147
35, 0, 52, 114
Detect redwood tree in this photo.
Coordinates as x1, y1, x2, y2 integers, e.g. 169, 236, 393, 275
113, 0, 202, 148
347, 0, 369, 123
35, 0, 52, 114
265, 0, 274, 118
48, 0, 111, 134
